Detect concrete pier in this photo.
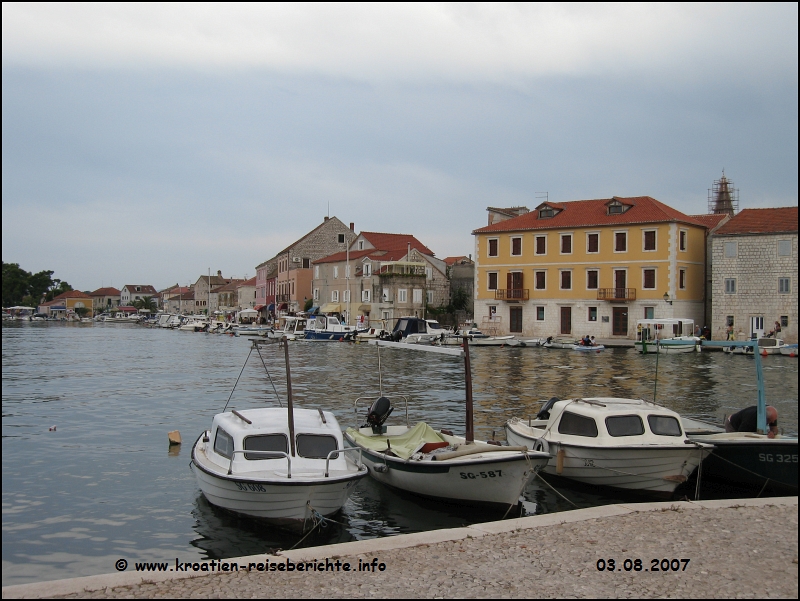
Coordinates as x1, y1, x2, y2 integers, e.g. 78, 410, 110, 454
3, 497, 796, 599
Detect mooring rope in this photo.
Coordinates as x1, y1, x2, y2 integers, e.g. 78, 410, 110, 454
532, 471, 579, 509
254, 342, 283, 407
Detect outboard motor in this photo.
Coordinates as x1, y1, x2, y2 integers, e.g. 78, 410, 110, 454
362, 396, 394, 434
535, 397, 560, 421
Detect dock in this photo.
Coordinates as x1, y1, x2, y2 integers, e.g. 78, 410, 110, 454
3, 497, 796, 599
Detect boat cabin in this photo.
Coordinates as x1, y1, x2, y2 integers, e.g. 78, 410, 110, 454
636, 318, 695, 343
206, 408, 348, 475
390, 317, 448, 341
536, 398, 688, 446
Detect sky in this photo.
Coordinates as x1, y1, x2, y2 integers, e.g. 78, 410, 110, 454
2, 3, 797, 292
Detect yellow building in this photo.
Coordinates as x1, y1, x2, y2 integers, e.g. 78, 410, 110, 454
472, 197, 708, 338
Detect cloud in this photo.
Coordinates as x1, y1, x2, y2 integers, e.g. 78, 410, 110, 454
3, 4, 796, 84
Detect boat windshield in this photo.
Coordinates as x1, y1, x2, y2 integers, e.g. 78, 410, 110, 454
647, 415, 682, 437
296, 434, 338, 459
244, 434, 289, 460
605, 415, 645, 437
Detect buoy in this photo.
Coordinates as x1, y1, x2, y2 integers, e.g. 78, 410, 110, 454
49, 426, 56, 431
168, 430, 182, 446
761, 350, 768, 357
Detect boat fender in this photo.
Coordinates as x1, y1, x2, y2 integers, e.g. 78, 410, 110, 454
440, 429, 454, 436
487, 440, 501, 446
372, 464, 388, 473
532, 438, 549, 454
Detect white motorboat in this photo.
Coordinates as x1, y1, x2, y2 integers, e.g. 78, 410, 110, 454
440, 327, 522, 347
382, 317, 451, 344
304, 314, 358, 341
723, 337, 787, 355
634, 318, 700, 354
191, 340, 368, 529
344, 341, 550, 509
779, 343, 798, 357
571, 344, 605, 351
179, 316, 209, 332
505, 397, 711, 496
542, 336, 578, 349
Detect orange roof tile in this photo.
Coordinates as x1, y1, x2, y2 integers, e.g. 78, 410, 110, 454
89, 287, 121, 296
51, 290, 92, 301
689, 214, 730, 229
314, 233, 434, 264
713, 207, 798, 235
473, 196, 706, 234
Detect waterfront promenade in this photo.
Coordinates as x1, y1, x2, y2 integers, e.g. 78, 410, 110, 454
4, 497, 796, 599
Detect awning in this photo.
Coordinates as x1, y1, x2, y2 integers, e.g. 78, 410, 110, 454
319, 303, 341, 314
278, 303, 288, 310
254, 305, 265, 311
267, 303, 275, 311
238, 308, 258, 316
307, 306, 320, 315
357, 304, 371, 312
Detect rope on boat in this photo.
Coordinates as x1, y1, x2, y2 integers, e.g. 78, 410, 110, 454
531, 471, 579, 509
702, 450, 796, 494
501, 451, 535, 520
222, 346, 254, 412
254, 342, 284, 408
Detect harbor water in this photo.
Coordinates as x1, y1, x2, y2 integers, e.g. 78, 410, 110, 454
2, 322, 797, 586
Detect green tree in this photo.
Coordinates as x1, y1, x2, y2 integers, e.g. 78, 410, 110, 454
134, 296, 156, 312
2, 262, 30, 307
44, 280, 73, 302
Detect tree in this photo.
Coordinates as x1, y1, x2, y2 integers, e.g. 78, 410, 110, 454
44, 279, 73, 302
134, 296, 156, 312
2, 262, 30, 307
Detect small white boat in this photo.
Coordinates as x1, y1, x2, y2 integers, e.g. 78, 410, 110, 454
440, 327, 522, 347
779, 344, 798, 357
344, 341, 550, 509
542, 336, 578, 349
634, 318, 700, 354
571, 344, 605, 351
269, 316, 307, 341
179, 317, 209, 332
191, 340, 368, 529
723, 337, 787, 355
304, 314, 358, 341
382, 317, 451, 344
505, 397, 711, 495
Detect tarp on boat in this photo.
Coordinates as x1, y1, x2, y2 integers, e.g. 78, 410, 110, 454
346, 422, 445, 460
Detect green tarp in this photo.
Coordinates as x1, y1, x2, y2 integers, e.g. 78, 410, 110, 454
346, 422, 445, 460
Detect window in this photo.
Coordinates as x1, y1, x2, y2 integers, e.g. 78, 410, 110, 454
488, 272, 498, 290
302, 258, 310, 269
488, 239, 498, 257
781, 316, 788, 327
413, 289, 422, 303
647, 415, 682, 437
679, 269, 686, 290
726, 315, 734, 327
345, 265, 351, 278
539, 207, 554, 218
343, 290, 350, 302
644, 307, 655, 319
560, 270, 572, 290
398, 289, 407, 303
778, 240, 792, 256
560, 234, 572, 254
558, 412, 598, 437
779, 278, 791, 294
588, 307, 597, 322
363, 263, 371, 277
214, 427, 234, 459
587, 233, 599, 254
536, 306, 545, 320
606, 415, 644, 437
296, 434, 338, 459
643, 269, 656, 289
535, 271, 546, 290
332, 290, 339, 302
358, 240, 365, 250
643, 230, 656, 251
314, 266, 320, 278
724, 278, 736, 294
535, 235, 547, 255
724, 242, 737, 258
615, 232, 627, 252
511, 237, 522, 256
607, 200, 625, 215
382, 311, 389, 320
313, 288, 320, 301
244, 434, 289, 460
333, 266, 339, 279
679, 230, 687, 251
362, 289, 370, 302
586, 270, 598, 290
427, 290, 433, 304
338, 233, 345, 243
382, 288, 390, 302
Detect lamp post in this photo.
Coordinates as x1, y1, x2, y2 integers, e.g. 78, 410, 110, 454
663, 292, 673, 305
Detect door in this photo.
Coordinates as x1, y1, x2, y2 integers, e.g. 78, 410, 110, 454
751, 316, 764, 339
614, 270, 626, 299
510, 306, 523, 333
613, 307, 628, 336
507, 272, 524, 299
560, 306, 572, 335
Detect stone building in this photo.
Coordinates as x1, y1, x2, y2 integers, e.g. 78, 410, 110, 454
711, 206, 798, 342
89, 287, 121, 314
120, 284, 157, 306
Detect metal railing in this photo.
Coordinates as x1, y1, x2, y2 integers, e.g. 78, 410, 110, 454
225, 447, 363, 478
495, 289, 530, 301
597, 288, 636, 301
325, 447, 363, 477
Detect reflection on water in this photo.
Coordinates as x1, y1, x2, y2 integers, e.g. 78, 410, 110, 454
2, 322, 797, 585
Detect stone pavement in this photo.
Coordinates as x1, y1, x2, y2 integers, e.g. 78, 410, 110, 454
3, 498, 797, 599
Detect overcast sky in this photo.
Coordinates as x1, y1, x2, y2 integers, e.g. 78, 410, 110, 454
2, 3, 797, 292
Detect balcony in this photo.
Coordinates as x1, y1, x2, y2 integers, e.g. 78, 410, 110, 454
597, 288, 636, 301
495, 289, 530, 301
276, 294, 292, 303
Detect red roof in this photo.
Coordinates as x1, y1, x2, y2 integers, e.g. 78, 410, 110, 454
238, 277, 257, 287
90, 287, 121, 297
473, 196, 707, 234
689, 214, 730, 230
314, 232, 434, 264
123, 285, 158, 295
50, 290, 92, 301
713, 207, 798, 235
444, 256, 472, 266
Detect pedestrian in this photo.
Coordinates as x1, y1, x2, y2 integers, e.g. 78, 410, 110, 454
767, 320, 781, 337
724, 406, 779, 439
726, 324, 735, 341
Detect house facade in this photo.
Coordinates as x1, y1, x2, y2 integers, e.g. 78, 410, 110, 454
89, 287, 121, 314
472, 197, 708, 338
711, 207, 798, 343
38, 290, 93, 318
120, 285, 158, 306
192, 272, 235, 314
236, 277, 257, 311
312, 232, 448, 328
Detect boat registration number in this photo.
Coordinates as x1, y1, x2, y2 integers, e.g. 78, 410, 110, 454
758, 453, 797, 463
460, 470, 503, 479
235, 482, 268, 492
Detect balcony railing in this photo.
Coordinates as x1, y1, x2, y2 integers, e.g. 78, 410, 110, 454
276, 294, 292, 303
597, 288, 636, 301
495, 289, 530, 301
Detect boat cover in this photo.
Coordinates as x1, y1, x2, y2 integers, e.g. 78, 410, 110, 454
347, 422, 445, 460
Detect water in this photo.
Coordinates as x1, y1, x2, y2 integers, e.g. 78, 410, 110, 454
2, 322, 797, 586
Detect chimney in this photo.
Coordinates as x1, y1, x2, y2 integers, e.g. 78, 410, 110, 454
217, 270, 222, 277
350, 222, 354, 231
324, 216, 329, 221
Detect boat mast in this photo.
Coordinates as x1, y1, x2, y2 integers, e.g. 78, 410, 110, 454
283, 341, 297, 457
463, 335, 474, 444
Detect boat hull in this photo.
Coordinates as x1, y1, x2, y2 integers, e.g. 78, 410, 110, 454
346, 436, 546, 508
191, 437, 367, 528
304, 331, 356, 341
635, 341, 699, 354
506, 424, 705, 495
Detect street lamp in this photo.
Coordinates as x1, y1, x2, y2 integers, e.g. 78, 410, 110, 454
663, 292, 673, 305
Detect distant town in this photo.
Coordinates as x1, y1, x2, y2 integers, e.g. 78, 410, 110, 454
4, 175, 797, 343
